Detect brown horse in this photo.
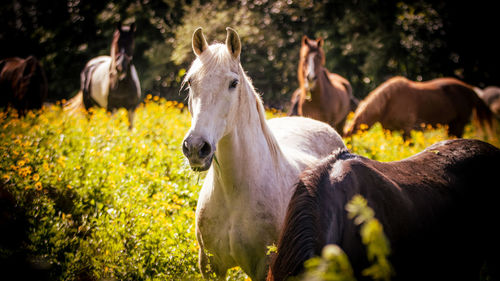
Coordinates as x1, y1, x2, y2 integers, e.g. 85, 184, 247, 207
0, 56, 48, 115
268, 139, 500, 281
289, 36, 358, 133
477, 86, 500, 118
344, 76, 493, 138
65, 23, 141, 128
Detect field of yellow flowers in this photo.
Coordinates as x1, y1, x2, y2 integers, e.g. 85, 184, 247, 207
0, 98, 498, 281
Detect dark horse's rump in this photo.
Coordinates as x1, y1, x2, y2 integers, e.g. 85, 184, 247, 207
0, 56, 47, 115
269, 139, 500, 281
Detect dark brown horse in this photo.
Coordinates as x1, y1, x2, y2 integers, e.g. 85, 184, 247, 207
65, 23, 141, 127
268, 139, 500, 281
477, 86, 500, 118
289, 36, 358, 133
0, 56, 48, 115
344, 76, 493, 138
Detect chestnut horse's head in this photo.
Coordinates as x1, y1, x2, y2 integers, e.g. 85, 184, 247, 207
299, 35, 326, 90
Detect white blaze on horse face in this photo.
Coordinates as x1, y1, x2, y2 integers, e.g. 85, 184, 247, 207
306, 53, 317, 90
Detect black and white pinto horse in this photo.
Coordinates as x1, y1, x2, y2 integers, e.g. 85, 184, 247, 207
268, 139, 500, 281
65, 23, 141, 127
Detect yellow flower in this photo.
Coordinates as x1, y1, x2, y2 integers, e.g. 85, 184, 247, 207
33, 173, 40, 181
17, 160, 25, 167
35, 182, 42, 190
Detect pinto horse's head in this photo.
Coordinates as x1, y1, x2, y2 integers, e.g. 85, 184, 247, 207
181, 27, 242, 171
112, 22, 136, 78
299, 35, 325, 89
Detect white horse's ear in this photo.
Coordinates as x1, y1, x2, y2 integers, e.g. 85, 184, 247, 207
192, 27, 208, 57
225, 27, 241, 60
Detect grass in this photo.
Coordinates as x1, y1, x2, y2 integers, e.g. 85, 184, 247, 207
0, 98, 497, 280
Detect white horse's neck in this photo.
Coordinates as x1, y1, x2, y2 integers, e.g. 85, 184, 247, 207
212, 68, 284, 195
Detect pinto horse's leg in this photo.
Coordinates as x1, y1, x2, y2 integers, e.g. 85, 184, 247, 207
127, 108, 136, 130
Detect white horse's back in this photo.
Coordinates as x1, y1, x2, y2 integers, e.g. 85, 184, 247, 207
268, 116, 344, 159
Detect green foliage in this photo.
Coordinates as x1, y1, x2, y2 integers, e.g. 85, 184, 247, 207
301, 195, 392, 281
302, 245, 356, 281
1, 1, 499, 107
0, 99, 202, 280
346, 195, 392, 281
0, 102, 497, 280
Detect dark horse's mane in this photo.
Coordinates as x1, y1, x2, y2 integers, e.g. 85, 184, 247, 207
268, 148, 353, 281
268, 139, 500, 281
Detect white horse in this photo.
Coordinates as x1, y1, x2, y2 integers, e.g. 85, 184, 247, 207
181, 27, 346, 280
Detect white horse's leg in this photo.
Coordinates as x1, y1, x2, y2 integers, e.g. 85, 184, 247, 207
251, 257, 270, 281
198, 246, 227, 280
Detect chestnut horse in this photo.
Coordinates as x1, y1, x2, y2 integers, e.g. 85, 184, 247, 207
268, 139, 500, 281
344, 76, 493, 138
289, 36, 358, 134
65, 23, 141, 127
0, 56, 47, 115
182, 27, 345, 280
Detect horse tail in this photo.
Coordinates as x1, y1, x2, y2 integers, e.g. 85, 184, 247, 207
64, 91, 85, 115
471, 87, 495, 138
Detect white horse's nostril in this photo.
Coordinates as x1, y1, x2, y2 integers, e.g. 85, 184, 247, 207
182, 136, 212, 161
199, 141, 212, 159
182, 139, 190, 156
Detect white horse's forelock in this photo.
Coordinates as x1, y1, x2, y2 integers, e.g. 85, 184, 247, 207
184, 44, 235, 85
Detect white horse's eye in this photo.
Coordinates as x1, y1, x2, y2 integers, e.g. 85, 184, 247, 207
229, 79, 239, 89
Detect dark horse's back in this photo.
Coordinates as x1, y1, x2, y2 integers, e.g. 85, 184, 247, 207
0, 56, 47, 114
269, 139, 500, 281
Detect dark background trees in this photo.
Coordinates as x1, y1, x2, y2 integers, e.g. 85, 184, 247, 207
1, 0, 498, 110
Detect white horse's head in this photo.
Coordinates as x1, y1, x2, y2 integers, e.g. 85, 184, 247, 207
182, 27, 243, 171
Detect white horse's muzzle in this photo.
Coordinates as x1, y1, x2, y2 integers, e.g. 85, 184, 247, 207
182, 134, 214, 171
